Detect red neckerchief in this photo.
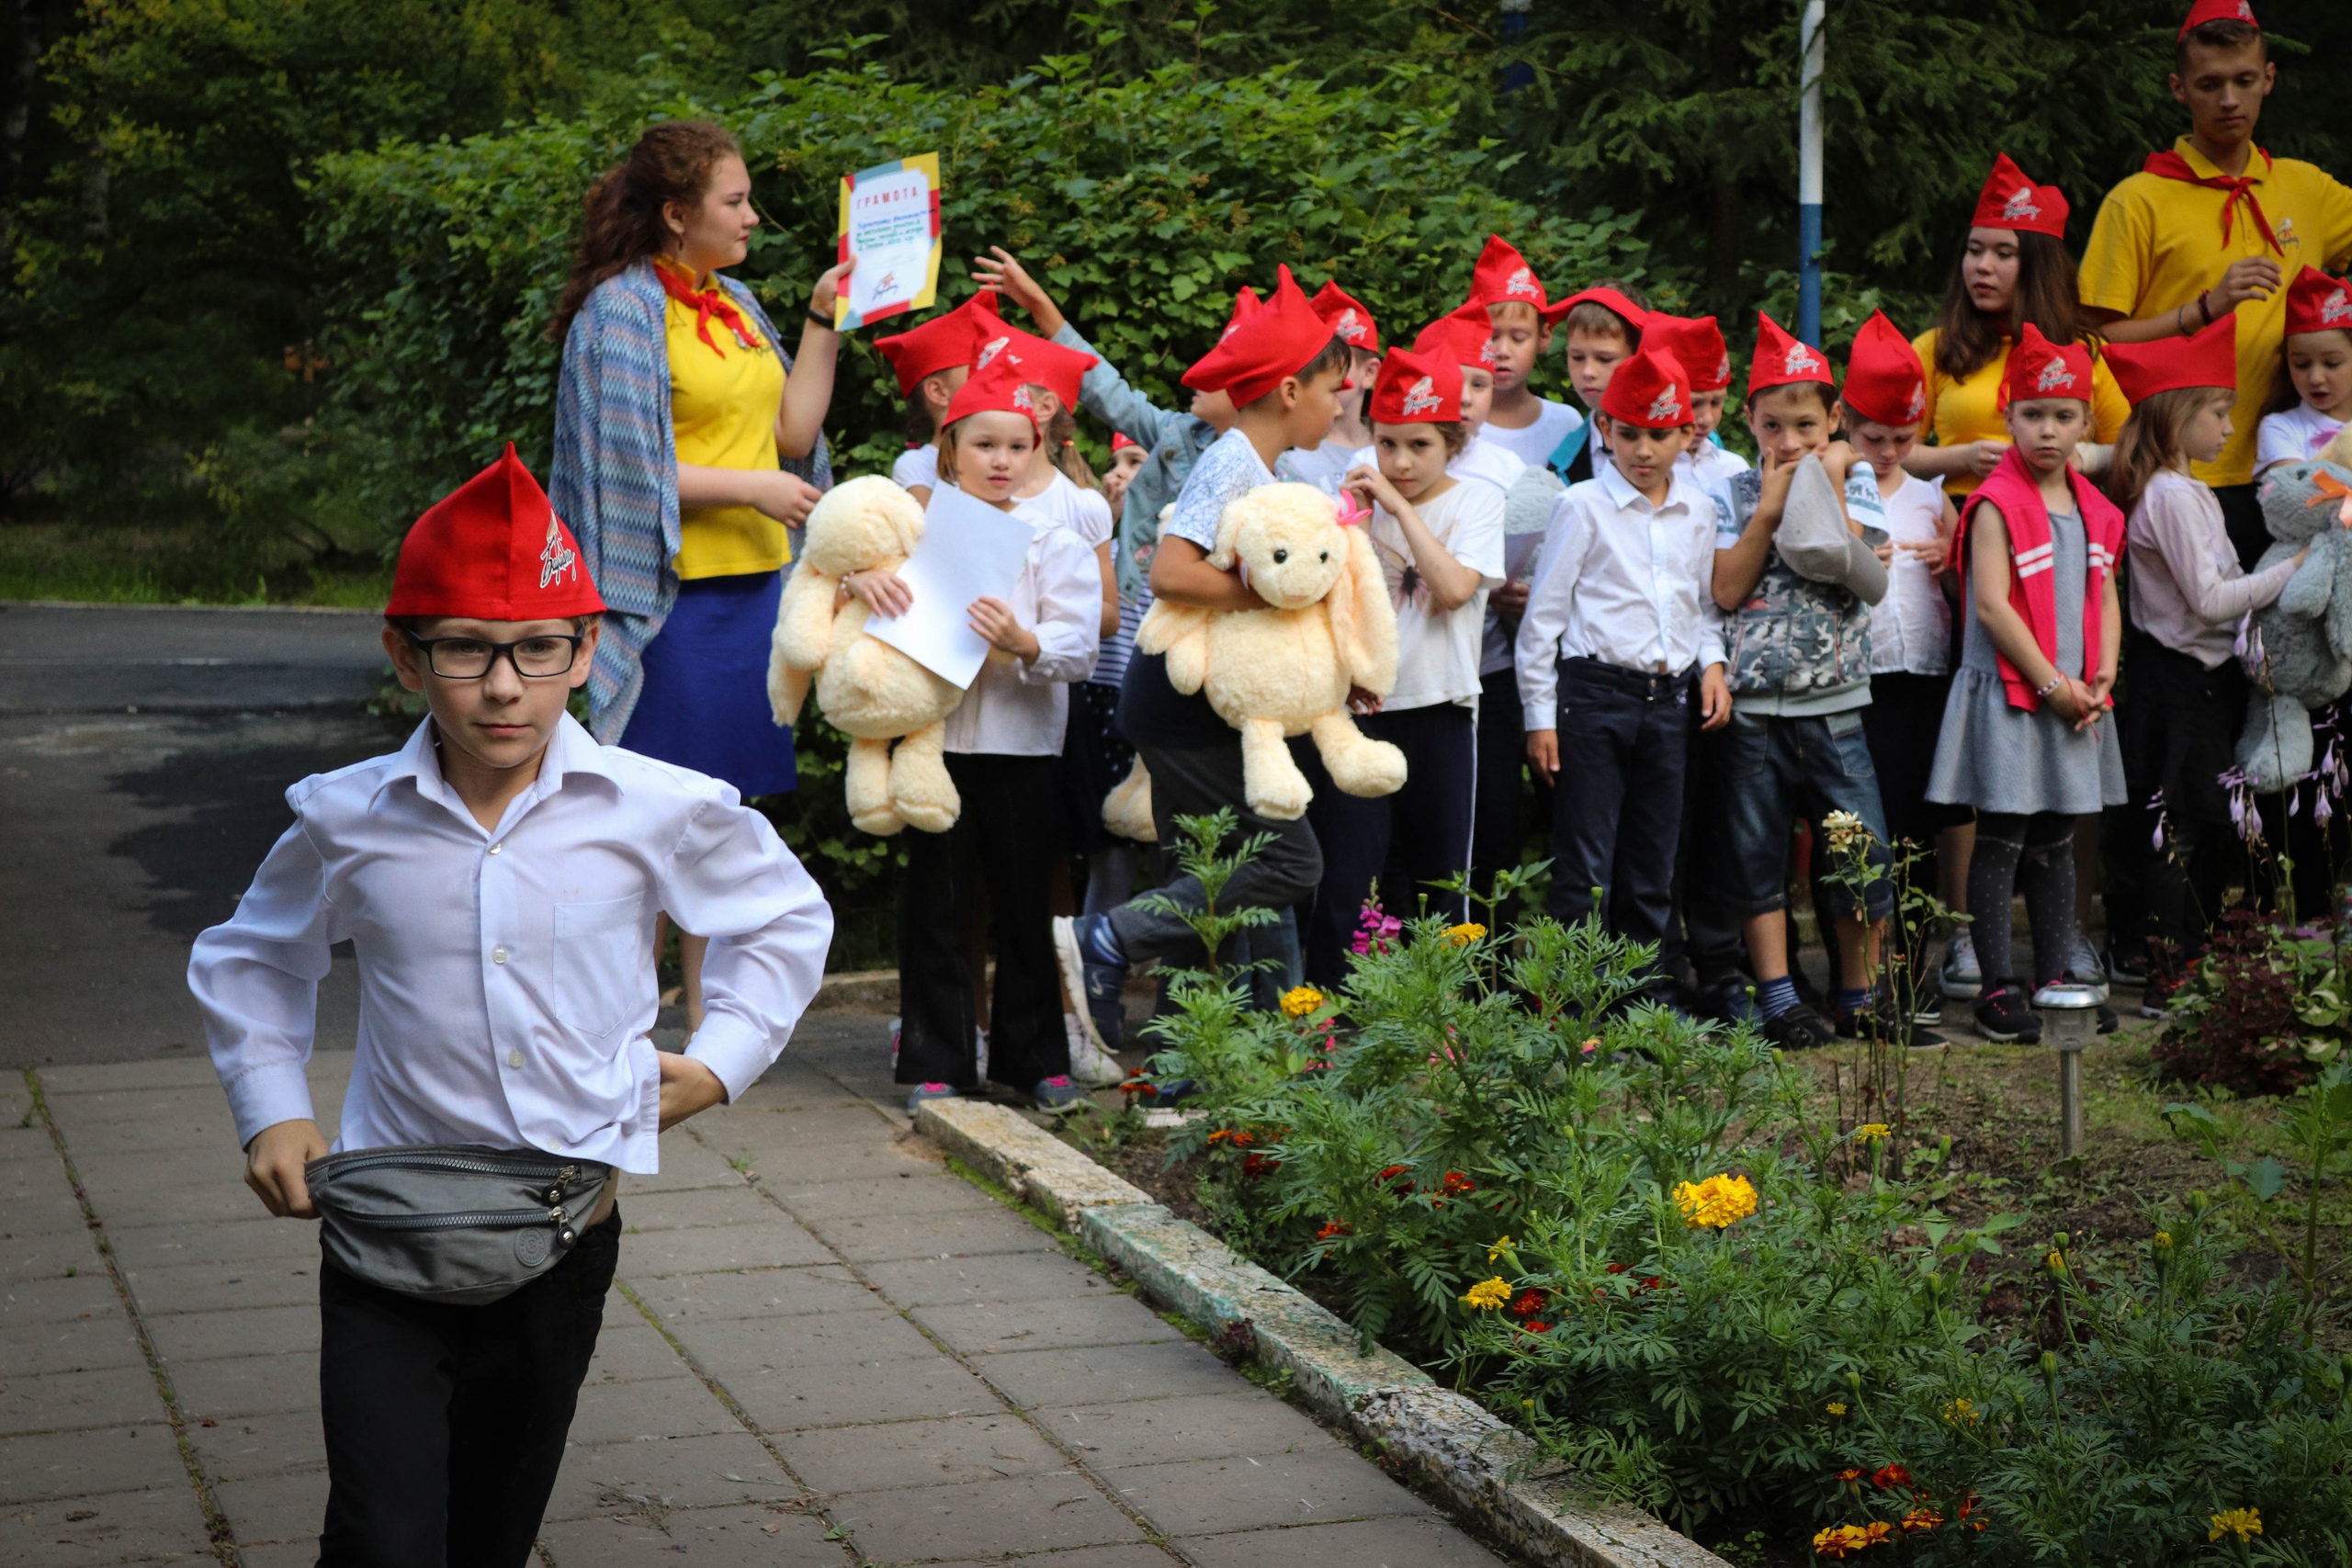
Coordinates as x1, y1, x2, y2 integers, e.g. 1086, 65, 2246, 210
653, 257, 764, 357
2141, 146, 2282, 254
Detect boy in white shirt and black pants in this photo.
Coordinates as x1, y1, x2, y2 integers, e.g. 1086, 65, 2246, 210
1519, 347, 1730, 982
188, 449, 833, 1568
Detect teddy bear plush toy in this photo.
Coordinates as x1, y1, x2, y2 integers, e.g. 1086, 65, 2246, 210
1133, 480, 1406, 820
2235, 457, 2352, 792
767, 475, 965, 835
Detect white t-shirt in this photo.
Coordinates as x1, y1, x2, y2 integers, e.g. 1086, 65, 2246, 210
891, 445, 941, 494
1370, 480, 1507, 712
1847, 468, 1951, 675
2257, 402, 2347, 470
1014, 468, 1115, 548
1679, 440, 1750, 514
1477, 399, 1583, 469
1349, 436, 1524, 505
1276, 438, 1359, 493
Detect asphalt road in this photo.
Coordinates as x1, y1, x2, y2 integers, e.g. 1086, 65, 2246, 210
1, 603, 400, 1067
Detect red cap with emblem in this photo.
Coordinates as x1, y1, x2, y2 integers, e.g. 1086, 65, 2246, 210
1970, 153, 2069, 240
1182, 266, 1335, 407
1467, 234, 1569, 324
1841, 310, 1928, 429
1311, 282, 1382, 353
1747, 312, 1835, 398
874, 289, 1001, 398
1643, 314, 1731, 392
1412, 301, 1500, 372
2178, 0, 2257, 39
2284, 267, 2352, 338
944, 353, 1043, 434
2000, 322, 2097, 408
968, 321, 1097, 412
1599, 347, 1692, 431
1111, 432, 1138, 452
2104, 313, 2238, 402
1367, 347, 1463, 425
1553, 286, 1649, 337
388, 445, 605, 621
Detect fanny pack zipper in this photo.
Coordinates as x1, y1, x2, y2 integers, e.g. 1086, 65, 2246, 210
327, 1150, 582, 1182
350, 1205, 571, 1231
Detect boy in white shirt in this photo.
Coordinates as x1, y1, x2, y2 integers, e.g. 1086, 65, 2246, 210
189, 448, 832, 1565
1646, 313, 1752, 506
1518, 346, 1729, 978
1300, 347, 1505, 983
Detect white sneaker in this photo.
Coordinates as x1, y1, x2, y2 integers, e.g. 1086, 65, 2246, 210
974, 1027, 989, 1082
1939, 931, 1982, 1000
2062, 933, 2110, 1001
1066, 1013, 1125, 1088
888, 1016, 901, 1073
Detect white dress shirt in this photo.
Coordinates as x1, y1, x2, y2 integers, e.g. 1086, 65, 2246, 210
942, 508, 1102, 756
187, 716, 834, 1174
1515, 464, 1725, 727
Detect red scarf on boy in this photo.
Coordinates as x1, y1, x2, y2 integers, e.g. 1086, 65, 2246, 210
1955, 446, 2125, 713
2141, 147, 2283, 254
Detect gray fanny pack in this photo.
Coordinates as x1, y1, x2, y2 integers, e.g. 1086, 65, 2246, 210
306, 1145, 613, 1306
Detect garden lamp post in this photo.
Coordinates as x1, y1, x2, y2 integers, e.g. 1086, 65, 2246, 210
2033, 983, 2102, 1157
1797, 0, 1826, 346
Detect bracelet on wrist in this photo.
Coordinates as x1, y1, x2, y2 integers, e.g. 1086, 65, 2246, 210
2033, 673, 2064, 700
2199, 290, 2214, 327
806, 308, 835, 329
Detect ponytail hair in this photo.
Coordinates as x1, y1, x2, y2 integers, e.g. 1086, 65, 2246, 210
2106, 386, 2228, 516
551, 120, 742, 344
1044, 402, 1098, 491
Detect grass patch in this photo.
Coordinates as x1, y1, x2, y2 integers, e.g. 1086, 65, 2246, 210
0, 522, 392, 607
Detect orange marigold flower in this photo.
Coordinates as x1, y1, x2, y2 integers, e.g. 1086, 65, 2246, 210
1605, 1262, 1629, 1275
1871, 1464, 1912, 1490
1812, 1525, 1869, 1559
1316, 1220, 1351, 1239
1510, 1289, 1548, 1318
1834, 1469, 1863, 1484
1860, 1522, 1894, 1546
1441, 1171, 1477, 1195
1523, 1320, 1550, 1333
1900, 1506, 1941, 1535
1241, 1153, 1275, 1180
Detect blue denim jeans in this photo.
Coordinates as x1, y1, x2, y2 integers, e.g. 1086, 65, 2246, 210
1713, 708, 1894, 922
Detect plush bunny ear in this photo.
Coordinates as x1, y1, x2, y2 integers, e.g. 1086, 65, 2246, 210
1207, 490, 1259, 571
1333, 526, 1398, 694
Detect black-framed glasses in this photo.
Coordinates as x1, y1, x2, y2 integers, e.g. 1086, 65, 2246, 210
401, 630, 583, 680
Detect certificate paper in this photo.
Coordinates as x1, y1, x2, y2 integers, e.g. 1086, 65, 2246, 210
834, 153, 943, 331
865, 483, 1032, 689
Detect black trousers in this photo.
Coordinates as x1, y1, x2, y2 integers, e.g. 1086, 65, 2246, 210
1545, 659, 1692, 958
317, 1208, 620, 1568
1472, 668, 1543, 919
1302, 704, 1476, 987
2109, 634, 2249, 974
1668, 711, 1754, 993
897, 752, 1067, 1089
2216, 482, 2267, 572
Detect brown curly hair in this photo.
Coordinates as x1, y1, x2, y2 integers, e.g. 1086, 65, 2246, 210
551, 120, 743, 344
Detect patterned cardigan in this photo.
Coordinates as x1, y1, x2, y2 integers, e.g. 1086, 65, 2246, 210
550, 260, 831, 743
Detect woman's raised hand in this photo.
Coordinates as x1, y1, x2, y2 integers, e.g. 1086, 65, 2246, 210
972, 247, 1049, 317
809, 260, 854, 318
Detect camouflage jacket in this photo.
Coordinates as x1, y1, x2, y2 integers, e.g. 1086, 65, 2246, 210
1718, 468, 1874, 700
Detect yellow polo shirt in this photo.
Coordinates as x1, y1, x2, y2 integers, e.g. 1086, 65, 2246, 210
1909, 327, 2132, 498
2080, 137, 2352, 487
666, 287, 790, 579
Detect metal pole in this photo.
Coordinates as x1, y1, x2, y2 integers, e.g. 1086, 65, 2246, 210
2059, 1049, 2082, 1157
1797, 0, 1826, 346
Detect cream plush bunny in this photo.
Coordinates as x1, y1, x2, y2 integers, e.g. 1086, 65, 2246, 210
767, 475, 964, 835
1133, 480, 1405, 820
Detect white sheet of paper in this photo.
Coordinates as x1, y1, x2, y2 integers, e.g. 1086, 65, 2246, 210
865, 483, 1033, 689
842, 164, 935, 325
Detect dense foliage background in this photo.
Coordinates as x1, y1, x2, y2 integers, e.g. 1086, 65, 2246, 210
4, 0, 2350, 592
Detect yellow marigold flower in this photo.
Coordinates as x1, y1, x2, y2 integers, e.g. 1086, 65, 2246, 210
1940, 1396, 1979, 1426
1673, 1172, 1759, 1229
1487, 1235, 1513, 1262
1855, 1122, 1892, 1141
2153, 1230, 2174, 1248
2208, 1507, 2262, 1544
1444, 921, 1487, 947
1462, 1276, 1512, 1311
2046, 1249, 2067, 1275
1826, 1401, 1848, 1416
1280, 986, 1325, 1020
1812, 1523, 1870, 1558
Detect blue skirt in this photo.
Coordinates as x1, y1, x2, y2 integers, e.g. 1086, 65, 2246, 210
620, 570, 798, 796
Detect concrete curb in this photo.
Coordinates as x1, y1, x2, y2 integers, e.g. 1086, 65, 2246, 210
914, 1100, 1732, 1568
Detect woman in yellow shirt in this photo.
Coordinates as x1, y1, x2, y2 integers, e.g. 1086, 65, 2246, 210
1905, 153, 2130, 499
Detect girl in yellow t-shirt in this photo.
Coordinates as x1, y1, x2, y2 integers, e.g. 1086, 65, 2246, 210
1905, 154, 2130, 501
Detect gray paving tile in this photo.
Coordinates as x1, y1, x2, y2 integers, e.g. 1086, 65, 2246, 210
618, 1190, 789, 1233
829, 1473, 1142, 1563
772, 1413, 1064, 1495
983, 1342, 1253, 1410
0, 1365, 168, 1438
1102, 1448, 1429, 1536
0, 1313, 145, 1377
0, 1231, 104, 1285
103, 1218, 318, 1274
728, 1140, 944, 1186
0, 1182, 90, 1238
537, 1502, 846, 1566
543, 1432, 800, 1522
625, 1138, 753, 1194
766, 1172, 998, 1223
924, 1551, 1172, 1568
913, 1293, 1181, 1357
801, 1207, 1059, 1265
187, 1409, 325, 1483
211, 1466, 327, 1546
1043, 1393, 1326, 1468
727, 1353, 1001, 1433
582, 1321, 693, 1387
170, 1350, 319, 1420
623, 1265, 880, 1325
567, 1376, 738, 1445
148, 1303, 316, 1365
859, 1250, 1108, 1308
0, 1483, 214, 1567
666, 1304, 936, 1373
1177, 1515, 1507, 1566
232, 1544, 321, 1568
69, 1176, 259, 1228
0, 1422, 181, 1505
617, 1223, 833, 1276
0, 1270, 122, 1325
119, 1256, 320, 1316
693, 1111, 910, 1157
40, 1060, 243, 1095
722, 1077, 870, 1114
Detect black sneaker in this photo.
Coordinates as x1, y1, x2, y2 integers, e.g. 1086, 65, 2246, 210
2097, 1004, 2120, 1035
2104, 940, 2150, 987
1973, 987, 2041, 1043
1837, 998, 1943, 1048
1759, 1001, 1837, 1050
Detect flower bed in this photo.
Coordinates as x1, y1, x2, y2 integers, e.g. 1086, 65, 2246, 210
1109, 817, 2352, 1565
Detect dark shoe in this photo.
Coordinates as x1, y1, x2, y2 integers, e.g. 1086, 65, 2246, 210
1838, 998, 1942, 1048
2104, 940, 2150, 987
904, 1082, 960, 1117
1973, 987, 2041, 1043
2139, 970, 2184, 1020
1033, 1075, 1088, 1114
1759, 1002, 1837, 1050
2097, 1004, 2120, 1035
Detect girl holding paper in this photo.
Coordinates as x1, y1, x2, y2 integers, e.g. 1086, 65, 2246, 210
551, 119, 846, 1030
841, 356, 1104, 1115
